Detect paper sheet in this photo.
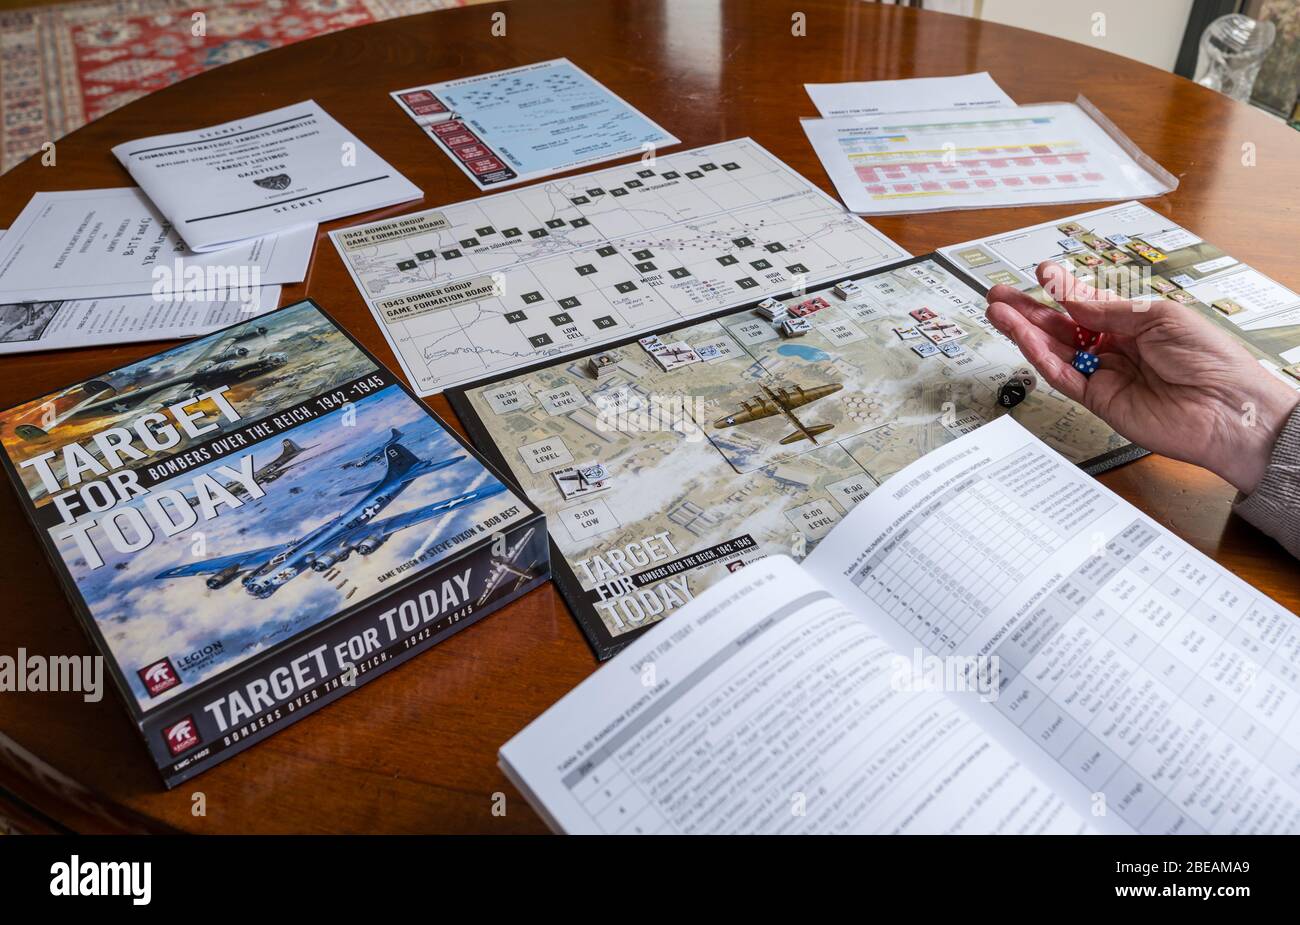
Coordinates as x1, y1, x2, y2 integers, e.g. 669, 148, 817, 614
500, 554, 1088, 834
112, 100, 421, 252
805, 72, 1014, 118
0, 188, 315, 302
801, 102, 1173, 215
390, 58, 679, 190
0, 292, 282, 356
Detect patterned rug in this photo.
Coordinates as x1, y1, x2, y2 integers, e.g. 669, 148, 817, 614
0, 0, 484, 173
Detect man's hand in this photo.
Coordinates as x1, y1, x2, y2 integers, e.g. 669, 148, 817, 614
986, 261, 1299, 495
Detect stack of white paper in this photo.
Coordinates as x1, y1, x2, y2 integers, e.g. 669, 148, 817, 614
0, 100, 422, 354
111, 100, 421, 253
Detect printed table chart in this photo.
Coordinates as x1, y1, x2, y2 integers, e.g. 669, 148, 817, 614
993, 519, 1300, 834
850, 448, 1300, 835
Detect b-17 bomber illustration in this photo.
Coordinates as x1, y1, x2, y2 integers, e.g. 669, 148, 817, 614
186, 437, 317, 506
713, 381, 844, 446
155, 442, 506, 598
339, 427, 405, 469
13, 328, 285, 441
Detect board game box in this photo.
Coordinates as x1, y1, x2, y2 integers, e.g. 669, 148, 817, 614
448, 254, 1143, 659
0, 299, 548, 787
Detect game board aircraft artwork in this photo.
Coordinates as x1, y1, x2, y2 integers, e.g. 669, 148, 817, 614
155, 443, 506, 598
713, 381, 844, 446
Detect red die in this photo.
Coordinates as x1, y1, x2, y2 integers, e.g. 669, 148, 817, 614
1073, 325, 1100, 349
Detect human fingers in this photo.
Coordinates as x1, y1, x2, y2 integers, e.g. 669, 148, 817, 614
987, 300, 1087, 403
985, 286, 1078, 345
1038, 261, 1157, 340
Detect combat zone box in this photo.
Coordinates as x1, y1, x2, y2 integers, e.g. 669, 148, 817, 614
0, 299, 548, 787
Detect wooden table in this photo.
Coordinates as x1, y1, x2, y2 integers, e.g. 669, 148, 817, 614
0, 0, 1296, 834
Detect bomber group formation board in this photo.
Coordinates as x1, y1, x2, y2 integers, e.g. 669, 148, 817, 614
331, 139, 907, 395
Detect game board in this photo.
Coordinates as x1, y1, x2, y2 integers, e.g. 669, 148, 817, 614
941, 201, 1300, 381
330, 138, 907, 395
449, 255, 1137, 658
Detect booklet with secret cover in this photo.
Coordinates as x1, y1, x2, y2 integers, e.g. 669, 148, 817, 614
112, 101, 422, 252
500, 416, 1300, 835
0, 299, 547, 788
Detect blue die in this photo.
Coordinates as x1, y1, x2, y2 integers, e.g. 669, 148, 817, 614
1072, 350, 1100, 376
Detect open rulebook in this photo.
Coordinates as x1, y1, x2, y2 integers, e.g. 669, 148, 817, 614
501, 416, 1300, 834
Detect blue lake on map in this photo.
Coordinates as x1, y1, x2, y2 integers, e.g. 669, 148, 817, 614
776, 344, 830, 362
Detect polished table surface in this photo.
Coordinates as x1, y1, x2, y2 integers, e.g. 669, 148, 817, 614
0, 0, 1297, 833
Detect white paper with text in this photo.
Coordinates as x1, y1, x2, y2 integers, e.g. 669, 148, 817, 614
806, 416, 1300, 834
501, 555, 1087, 835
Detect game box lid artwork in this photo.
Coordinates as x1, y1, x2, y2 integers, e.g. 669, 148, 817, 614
0, 299, 548, 788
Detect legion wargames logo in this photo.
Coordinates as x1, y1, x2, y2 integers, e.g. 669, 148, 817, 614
254, 174, 292, 191
137, 658, 181, 698
163, 716, 200, 756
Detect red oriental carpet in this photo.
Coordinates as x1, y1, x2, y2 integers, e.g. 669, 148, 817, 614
0, 0, 483, 173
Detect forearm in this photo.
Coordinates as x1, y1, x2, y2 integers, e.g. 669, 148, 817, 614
1233, 401, 1300, 560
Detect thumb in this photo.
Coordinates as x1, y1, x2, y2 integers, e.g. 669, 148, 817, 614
1036, 260, 1164, 339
